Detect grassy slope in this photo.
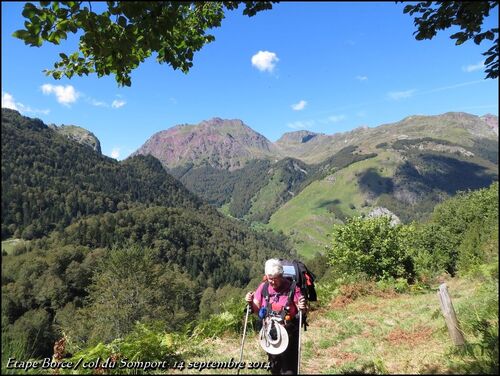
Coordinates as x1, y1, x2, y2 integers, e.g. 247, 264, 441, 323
167, 275, 493, 375
281, 113, 494, 164
268, 151, 400, 258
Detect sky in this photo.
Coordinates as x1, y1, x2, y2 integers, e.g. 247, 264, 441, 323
2, 2, 498, 160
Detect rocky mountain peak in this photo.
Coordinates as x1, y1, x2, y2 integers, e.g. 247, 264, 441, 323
480, 113, 498, 134
132, 118, 279, 170
49, 123, 101, 154
276, 130, 322, 145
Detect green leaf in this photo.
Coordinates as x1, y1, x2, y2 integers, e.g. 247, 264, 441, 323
118, 16, 127, 28
21, 3, 38, 19
12, 29, 30, 40
55, 30, 67, 41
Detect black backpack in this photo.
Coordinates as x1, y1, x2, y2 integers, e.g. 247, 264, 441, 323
279, 259, 317, 302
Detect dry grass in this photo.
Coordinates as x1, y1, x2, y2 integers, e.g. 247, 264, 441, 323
163, 277, 483, 374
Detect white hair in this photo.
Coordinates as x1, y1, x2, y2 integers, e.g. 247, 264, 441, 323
265, 259, 283, 277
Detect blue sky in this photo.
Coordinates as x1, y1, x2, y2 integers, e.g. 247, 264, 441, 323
2, 2, 498, 160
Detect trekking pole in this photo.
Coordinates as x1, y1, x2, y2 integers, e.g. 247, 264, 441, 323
297, 309, 303, 375
237, 304, 251, 375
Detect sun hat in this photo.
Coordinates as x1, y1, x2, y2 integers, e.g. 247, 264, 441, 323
259, 317, 289, 355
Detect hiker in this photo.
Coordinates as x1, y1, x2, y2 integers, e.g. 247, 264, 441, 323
245, 258, 307, 375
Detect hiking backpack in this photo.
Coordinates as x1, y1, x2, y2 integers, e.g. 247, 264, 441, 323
279, 259, 317, 302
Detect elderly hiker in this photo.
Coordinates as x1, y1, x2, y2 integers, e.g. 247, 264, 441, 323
245, 258, 307, 375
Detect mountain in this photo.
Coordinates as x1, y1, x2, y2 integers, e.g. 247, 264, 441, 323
481, 113, 499, 134
48, 123, 102, 153
274, 113, 498, 164
1, 108, 296, 358
132, 117, 281, 170
1, 108, 201, 239
1, 106, 294, 279
275, 130, 327, 148
133, 112, 498, 257
268, 113, 498, 256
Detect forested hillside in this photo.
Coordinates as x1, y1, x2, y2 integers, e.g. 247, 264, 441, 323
3, 182, 495, 375
1, 108, 202, 240
137, 112, 498, 257
171, 145, 377, 223
1, 109, 296, 361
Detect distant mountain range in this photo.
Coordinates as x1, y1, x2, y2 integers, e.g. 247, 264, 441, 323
133, 113, 498, 169
4, 107, 496, 258
132, 112, 498, 257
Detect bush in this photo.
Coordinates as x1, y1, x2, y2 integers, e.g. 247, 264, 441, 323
411, 223, 456, 278
448, 269, 498, 374
411, 182, 499, 278
193, 297, 251, 339
62, 322, 197, 375
326, 216, 415, 282
376, 276, 410, 293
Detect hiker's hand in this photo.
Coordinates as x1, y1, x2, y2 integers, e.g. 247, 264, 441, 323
245, 292, 254, 304
298, 297, 307, 311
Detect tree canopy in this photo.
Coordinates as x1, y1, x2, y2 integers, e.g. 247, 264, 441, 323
13, 1, 275, 86
402, 1, 498, 79
13, 2, 498, 86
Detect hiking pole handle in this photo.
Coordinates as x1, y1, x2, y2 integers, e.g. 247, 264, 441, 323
237, 304, 251, 375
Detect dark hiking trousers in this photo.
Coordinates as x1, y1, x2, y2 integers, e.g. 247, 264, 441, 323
268, 322, 299, 375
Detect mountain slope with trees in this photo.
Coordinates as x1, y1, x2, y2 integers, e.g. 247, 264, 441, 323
133, 112, 497, 257
1, 108, 202, 240
1, 108, 296, 361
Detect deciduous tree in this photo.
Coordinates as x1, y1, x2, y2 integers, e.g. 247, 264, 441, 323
403, 1, 498, 79
13, 1, 275, 86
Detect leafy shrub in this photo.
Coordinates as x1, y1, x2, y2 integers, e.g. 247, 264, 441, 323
416, 182, 498, 277
448, 270, 498, 374
376, 276, 410, 293
193, 297, 251, 339
62, 322, 197, 375
411, 223, 457, 278
326, 216, 415, 282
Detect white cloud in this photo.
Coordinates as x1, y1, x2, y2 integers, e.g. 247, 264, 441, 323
111, 99, 126, 109
2, 91, 50, 115
327, 115, 346, 123
2, 92, 18, 110
251, 50, 279, 72
462, 61, 484, 73
110, 147, 120, 159
424, 80, 483, 94
287, 120, 315, 130
291, 100, 307, 111
89, 99, 107, 107
41, 84, 79, 106
355, 75, 368, 81
387, 89, 415, 100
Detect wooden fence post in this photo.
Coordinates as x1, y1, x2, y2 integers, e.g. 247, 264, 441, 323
437, 283, 465, 346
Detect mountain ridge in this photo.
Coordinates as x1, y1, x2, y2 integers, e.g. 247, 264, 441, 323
132, 112, 498, 169
131, 117, 281, 170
